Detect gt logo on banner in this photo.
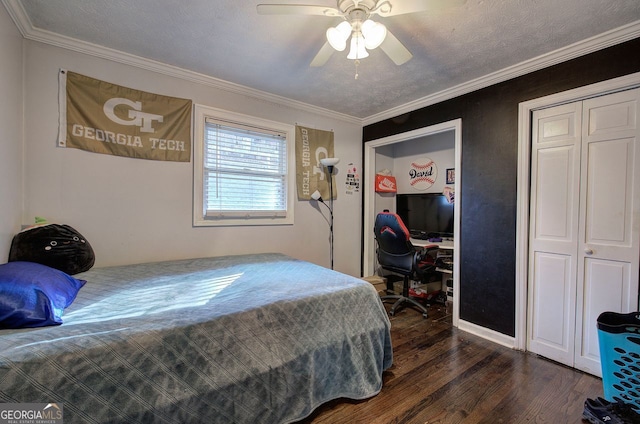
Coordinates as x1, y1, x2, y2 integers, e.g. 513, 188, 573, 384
58, 70, 192, 162
295, 125, 335, 200
103, 97, 164, 132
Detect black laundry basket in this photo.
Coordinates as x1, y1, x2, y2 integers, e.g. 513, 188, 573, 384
597, 311, 640, 411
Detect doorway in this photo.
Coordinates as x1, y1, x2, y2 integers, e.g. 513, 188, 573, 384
516, 72, 640, 362
363, 119, 462, 327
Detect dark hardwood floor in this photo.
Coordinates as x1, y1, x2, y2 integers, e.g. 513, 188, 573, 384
299, 301, 603, 424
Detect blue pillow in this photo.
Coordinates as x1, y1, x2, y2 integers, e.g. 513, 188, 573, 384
0, 261, 86, 328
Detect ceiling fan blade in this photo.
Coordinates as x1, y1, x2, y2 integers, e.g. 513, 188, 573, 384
256, 4, 342, 17
310, 42, 335, 67
375, 0, 466, 17
380, 30, 412, 65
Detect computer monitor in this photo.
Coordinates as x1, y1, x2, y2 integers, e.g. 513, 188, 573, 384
396, 193, 454, 238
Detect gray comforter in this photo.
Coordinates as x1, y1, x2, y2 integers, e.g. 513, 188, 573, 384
0, 253, 393, 423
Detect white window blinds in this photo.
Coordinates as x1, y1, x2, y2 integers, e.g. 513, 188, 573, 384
203, 118, 288, 219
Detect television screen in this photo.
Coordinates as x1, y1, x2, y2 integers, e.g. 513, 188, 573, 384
396, 193, 454, 238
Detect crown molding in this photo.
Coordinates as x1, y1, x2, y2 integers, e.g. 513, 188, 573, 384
362, 20, 640, 126
3, 0, 638, 128
1, 0, 361, 125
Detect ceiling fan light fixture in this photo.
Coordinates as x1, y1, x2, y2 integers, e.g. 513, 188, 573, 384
347, 32, 369, 60
326, 21, 351, 51
361, 19, 387, 49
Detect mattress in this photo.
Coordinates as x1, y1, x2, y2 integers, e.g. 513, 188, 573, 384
0, 253, 393, 423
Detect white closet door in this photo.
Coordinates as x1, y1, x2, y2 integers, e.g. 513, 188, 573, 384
528, 88, 640, 376
574, 88, 640, 375
527, 103, 582, 365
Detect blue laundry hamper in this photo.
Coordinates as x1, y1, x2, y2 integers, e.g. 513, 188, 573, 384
597, 311, 640, 411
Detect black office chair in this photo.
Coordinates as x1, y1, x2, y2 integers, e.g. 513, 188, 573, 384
373, 211, 439, 318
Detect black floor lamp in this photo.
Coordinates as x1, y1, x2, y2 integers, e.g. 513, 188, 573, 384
311, 157, 339, 269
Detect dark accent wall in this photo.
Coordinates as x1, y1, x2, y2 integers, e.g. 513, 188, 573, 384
363, 37, 640, 336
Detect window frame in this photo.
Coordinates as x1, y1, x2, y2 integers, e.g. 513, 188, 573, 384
193, 104, 296, 227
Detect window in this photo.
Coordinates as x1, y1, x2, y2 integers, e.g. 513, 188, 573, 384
193, 105, 295, 226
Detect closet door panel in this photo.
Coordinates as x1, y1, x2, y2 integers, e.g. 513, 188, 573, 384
527, 103, 581, 365
574, 88, 640, 376
587, 98, 637, 137
533, 146, 577, 244
584, 138, 633, 246
529, 252, 573, 361
579, 259, 628, 362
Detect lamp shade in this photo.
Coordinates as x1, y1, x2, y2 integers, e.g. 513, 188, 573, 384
320, 157, 340, 167
347, 33, 368, 59
326, 21, 351, 51
361, 19, 387, 49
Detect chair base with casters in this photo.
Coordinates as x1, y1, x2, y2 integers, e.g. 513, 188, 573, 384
380, 276, 428, 318
380, 274, 429, 318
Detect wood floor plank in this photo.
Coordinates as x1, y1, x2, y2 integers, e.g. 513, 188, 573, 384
298, 302, 604, 423
400, 350, 515, 423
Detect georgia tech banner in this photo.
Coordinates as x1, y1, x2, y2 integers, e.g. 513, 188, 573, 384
58, 70, 192, 162
295, 125, 335, 200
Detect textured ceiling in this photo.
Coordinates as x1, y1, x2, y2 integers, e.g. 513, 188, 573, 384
8, 0, 640, 120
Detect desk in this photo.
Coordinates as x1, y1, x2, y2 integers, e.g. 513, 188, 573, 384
410, 238, 454, 300
411, 238, 454, 250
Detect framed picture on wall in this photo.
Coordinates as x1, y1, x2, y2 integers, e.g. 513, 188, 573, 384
446, 168, 455, 184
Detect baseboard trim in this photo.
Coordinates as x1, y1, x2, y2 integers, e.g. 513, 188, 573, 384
458, 319, 518, 350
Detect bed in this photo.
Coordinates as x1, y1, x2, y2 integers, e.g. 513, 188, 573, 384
0, 253, 393, 423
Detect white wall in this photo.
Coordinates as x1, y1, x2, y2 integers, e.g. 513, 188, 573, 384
374, 145, 396, 214
0, 6, 24, 263
21, 41, 364, 276
393, 131, 454, 194
371, 131, 455, 216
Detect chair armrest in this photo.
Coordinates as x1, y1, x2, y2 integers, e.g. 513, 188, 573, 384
416, 244, 438, 260
421, 244, 439, 252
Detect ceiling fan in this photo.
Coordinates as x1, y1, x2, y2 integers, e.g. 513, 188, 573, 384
257, 0, 465, 69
